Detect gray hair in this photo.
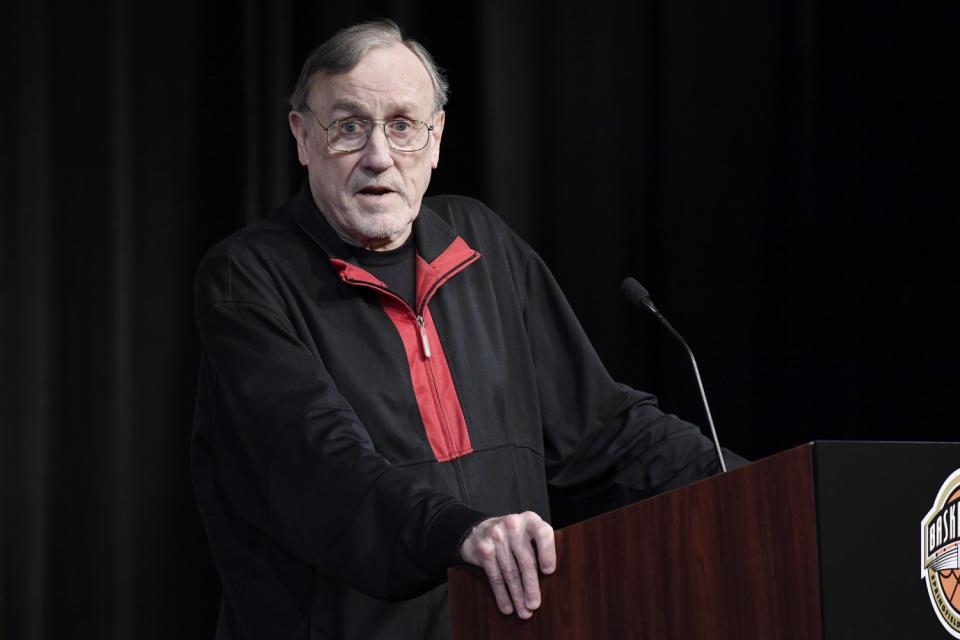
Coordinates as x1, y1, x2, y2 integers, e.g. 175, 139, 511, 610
289, 19, 449, 115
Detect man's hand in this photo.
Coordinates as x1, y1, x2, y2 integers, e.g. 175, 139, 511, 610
459, 512, 556, 619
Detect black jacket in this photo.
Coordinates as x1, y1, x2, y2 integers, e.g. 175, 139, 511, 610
192, 188, 728, 638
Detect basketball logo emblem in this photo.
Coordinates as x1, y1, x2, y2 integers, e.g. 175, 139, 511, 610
922, 468, 960, 638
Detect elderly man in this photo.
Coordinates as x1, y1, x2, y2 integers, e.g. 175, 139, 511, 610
192, 19, 735, 639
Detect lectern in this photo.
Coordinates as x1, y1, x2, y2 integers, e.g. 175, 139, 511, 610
448, 441, 960, 639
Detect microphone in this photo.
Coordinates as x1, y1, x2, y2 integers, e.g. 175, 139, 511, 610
620, 277, 727, 473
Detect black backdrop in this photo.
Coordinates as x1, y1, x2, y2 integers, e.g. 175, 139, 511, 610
2, 0, 957, 637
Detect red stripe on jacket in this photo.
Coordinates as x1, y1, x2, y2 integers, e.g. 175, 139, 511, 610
330, 238, 479, 462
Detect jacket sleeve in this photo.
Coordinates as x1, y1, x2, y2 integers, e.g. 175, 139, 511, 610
515, 247, 745, 506
193, 239, 485, 600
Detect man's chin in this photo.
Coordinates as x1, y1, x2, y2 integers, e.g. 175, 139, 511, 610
346, 211, 413, 245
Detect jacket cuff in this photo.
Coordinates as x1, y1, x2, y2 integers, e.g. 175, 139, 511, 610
424, 503, 489, 575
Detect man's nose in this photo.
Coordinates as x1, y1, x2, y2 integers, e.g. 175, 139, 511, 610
360, 125, 395, 171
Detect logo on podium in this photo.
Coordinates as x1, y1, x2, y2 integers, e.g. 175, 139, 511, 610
923, 468, 960, 638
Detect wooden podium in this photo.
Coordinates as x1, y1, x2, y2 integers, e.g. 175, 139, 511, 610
448, 441, 960, 639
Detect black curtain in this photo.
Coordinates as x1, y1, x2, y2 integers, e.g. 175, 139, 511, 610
2, 1, 957, 637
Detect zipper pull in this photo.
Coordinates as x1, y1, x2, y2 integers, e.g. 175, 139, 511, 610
417, 315, 432, 359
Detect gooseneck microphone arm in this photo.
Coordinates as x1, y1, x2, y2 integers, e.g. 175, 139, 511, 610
620, 277, 728, 473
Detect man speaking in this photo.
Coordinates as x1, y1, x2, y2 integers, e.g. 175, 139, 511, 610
192, 18, 737, 639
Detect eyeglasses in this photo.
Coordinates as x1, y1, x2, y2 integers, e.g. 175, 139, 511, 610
304, 107, 435, 153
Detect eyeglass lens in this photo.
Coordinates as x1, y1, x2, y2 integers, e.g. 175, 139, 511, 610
328, 119, 429, 152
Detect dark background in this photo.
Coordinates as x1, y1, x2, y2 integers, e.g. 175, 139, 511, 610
2, 0, 957, 637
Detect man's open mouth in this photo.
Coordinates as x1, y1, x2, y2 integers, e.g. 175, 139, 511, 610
358, 186, 395, 196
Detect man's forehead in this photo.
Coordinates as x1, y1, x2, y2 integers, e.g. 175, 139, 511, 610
308, 44, 433, 113
329, 97, 421, 116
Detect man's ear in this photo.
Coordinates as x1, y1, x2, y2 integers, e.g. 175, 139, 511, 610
288, 111, 310, 166
429, 110, 445, 169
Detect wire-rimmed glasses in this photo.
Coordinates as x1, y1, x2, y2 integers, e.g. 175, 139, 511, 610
304, 107, 435, 153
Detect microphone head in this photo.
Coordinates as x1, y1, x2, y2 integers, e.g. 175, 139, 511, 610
620, 277, 650, 306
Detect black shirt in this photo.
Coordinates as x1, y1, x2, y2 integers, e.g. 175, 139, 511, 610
354, 232, 417, 311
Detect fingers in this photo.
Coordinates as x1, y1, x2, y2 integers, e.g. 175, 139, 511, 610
530, 517, 557, 575
476, 537, 516, 616
506, 514, 543, 613
460, 512, 556, 619
494, 521, 532, 617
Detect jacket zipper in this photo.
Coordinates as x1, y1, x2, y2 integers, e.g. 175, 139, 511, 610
340, 253, 479, 502
411, 252, 479, 504
416, 315, 431, 359
343, 276, 470, 501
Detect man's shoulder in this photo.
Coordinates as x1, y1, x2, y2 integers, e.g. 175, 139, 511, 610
194, 202, 308, 308
423, 194, 497, 224
203, 204, 300, 264
422, 194, 517, 246
421, 194, 539, 278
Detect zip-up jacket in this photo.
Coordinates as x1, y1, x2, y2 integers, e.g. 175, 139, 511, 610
192, 187, 728, 639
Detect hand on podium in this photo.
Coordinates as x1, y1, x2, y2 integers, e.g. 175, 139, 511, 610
459, 512, 557, 619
